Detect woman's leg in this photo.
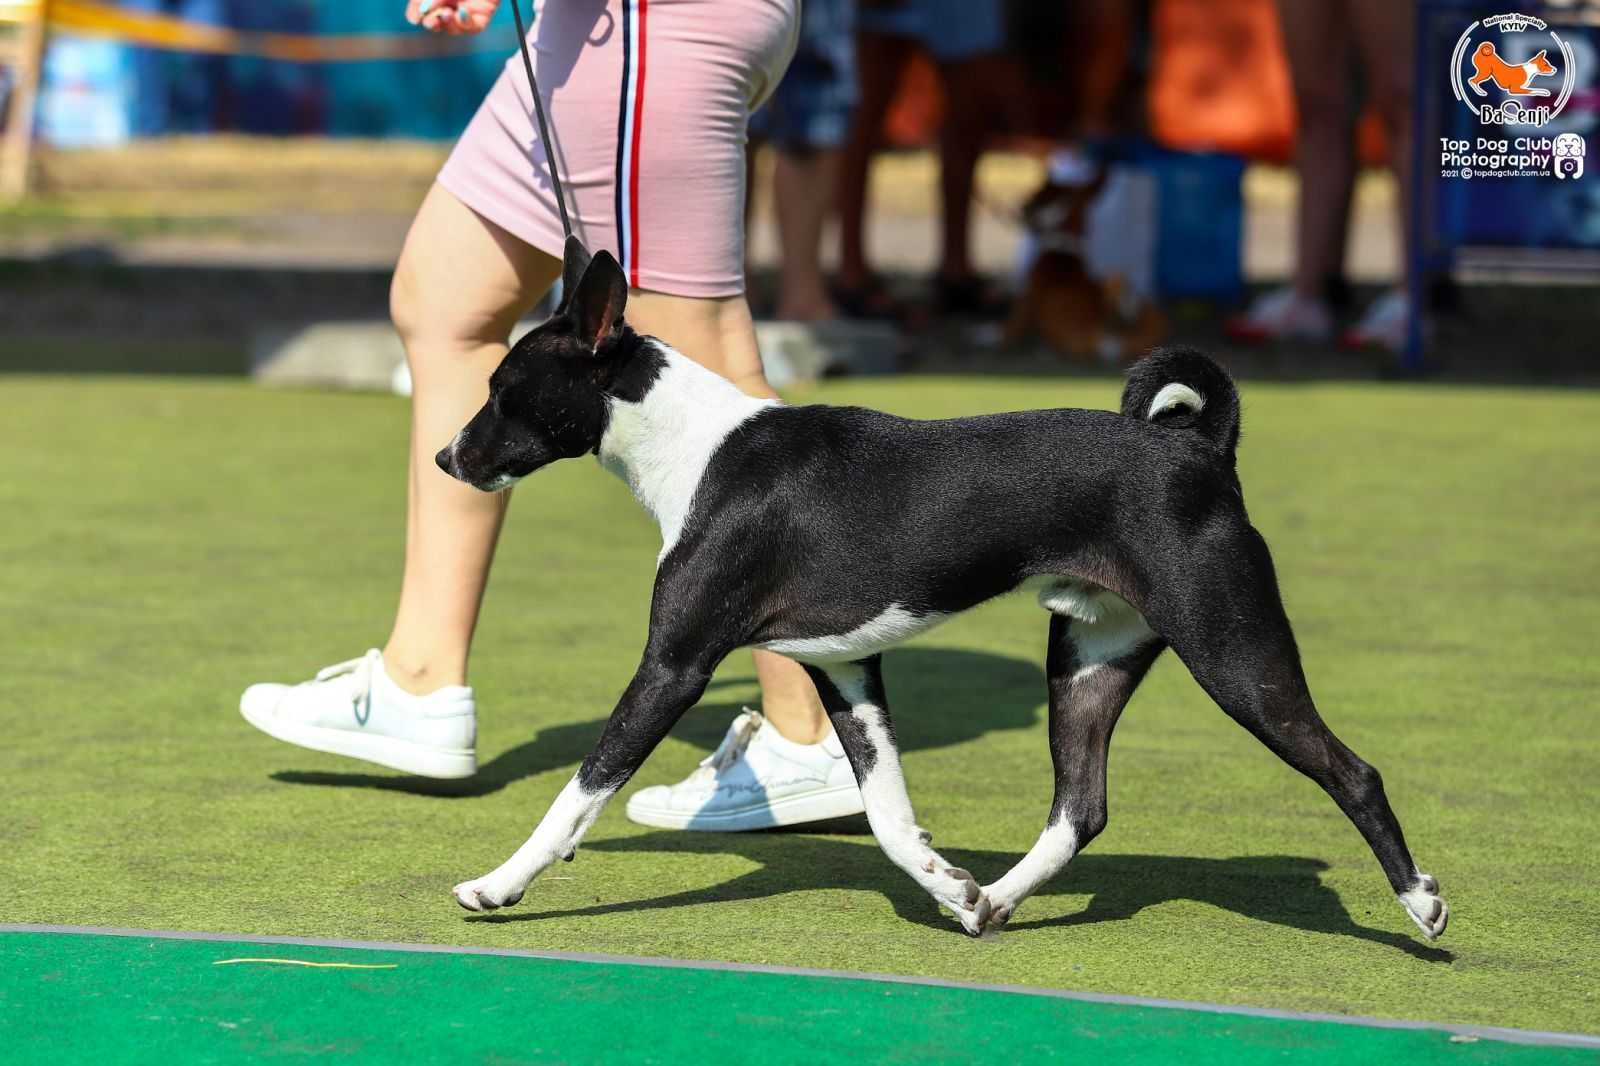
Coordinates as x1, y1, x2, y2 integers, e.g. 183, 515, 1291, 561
384, 183, 562, 694
1276, 0, 1355, 301
932, 53, 1004, 288
836, 30, 915, 296
625, 287, 830, 742
1350, 0, 1415, 284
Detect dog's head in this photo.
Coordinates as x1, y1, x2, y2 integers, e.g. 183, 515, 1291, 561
1529, 49, 1555, 75
436, 241, 653, 492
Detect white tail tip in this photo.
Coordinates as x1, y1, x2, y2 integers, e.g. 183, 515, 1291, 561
1147, 383, 1205, 420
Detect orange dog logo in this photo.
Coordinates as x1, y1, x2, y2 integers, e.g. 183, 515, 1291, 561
1468, 42, 1557, 97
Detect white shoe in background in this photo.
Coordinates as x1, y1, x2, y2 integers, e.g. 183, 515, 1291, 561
1225, 286, 1334, 343
240, 649, 477, 779
625, 709, 864, 831
1341, 289, 1411, 353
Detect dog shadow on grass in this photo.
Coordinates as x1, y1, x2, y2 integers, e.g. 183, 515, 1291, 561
270, 647, 1046, 798
471, 835, 1452, 962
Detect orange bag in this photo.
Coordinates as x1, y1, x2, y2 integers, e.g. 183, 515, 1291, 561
1148, 0, 1297, 163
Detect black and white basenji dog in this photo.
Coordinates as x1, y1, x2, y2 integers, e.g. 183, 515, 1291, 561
435, 246, 1448, 941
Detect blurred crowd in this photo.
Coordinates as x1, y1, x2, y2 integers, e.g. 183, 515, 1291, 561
747, 0, 1419, 355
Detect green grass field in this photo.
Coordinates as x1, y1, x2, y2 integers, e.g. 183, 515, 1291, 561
2, 373, 1597, 1037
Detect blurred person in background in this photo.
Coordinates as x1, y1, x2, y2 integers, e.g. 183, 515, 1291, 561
241, 0, 869, 833
833, 0, 1013, 320
748, 0, 858, 321
1228, 0, 1416, 351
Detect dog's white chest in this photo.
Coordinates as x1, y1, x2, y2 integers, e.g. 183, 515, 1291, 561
759, 604, 950, 664
596, 348, 776, 559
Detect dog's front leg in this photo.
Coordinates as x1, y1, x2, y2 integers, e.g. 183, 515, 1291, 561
803, 656, 992, 936
452, 657, 712, 913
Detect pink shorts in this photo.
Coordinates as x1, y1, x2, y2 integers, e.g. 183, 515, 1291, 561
439, 0, 800, 298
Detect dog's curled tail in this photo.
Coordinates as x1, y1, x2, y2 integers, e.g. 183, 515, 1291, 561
1121, 346, 1241, 460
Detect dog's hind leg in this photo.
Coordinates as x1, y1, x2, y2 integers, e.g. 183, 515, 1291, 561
1150, 525, 1448, 941
804, 656, 993, 935
983, 602, 1164, 929
452, 655, 713, 913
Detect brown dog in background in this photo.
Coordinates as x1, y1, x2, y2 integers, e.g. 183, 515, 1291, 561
1004, 169, 1167, 364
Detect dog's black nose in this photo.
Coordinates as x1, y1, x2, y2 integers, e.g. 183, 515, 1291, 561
434, 447, 454, 476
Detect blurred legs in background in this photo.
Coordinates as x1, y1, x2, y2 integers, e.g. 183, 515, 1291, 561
770, 149, 845, 320
836, 0, 1011, 320
1231, 0, 1416, 350
835, 24, 915, 318
1344, 0, 1416, 350
748, 0, 858, 321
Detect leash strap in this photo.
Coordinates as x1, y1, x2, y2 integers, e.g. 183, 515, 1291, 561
507, 0, 573, 241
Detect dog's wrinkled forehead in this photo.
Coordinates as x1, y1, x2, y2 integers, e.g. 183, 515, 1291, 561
487, 333, 621, 461
492, 316, 589, 397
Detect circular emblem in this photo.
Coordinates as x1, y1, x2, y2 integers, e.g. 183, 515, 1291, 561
1451, 12, 1575, 128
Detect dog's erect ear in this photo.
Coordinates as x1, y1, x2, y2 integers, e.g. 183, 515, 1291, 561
568, 249, 628, 354
558, 235, 592, 312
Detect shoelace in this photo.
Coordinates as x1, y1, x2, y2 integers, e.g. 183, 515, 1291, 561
699, 708, 765, 776
311, 649, 379, 721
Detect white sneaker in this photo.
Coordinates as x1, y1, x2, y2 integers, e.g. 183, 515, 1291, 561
625, 709, 865, 831
240, 649, 477, 779
1225, 286, 1334, 343
1341, 288, 1410, 353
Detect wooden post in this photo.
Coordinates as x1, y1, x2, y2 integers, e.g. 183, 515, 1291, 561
1, 0, 48, 201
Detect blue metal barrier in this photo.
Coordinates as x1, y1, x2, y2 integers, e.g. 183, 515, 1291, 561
1407, 0, 1599, 372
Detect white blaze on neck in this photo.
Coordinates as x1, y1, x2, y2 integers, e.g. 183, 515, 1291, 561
597, 341, 776, 559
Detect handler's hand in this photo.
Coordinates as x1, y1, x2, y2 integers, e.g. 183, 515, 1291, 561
405, 0, 500, 35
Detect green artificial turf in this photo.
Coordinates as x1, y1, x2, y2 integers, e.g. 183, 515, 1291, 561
1, 373, 1596, 1036
5, 931, 1596, 1065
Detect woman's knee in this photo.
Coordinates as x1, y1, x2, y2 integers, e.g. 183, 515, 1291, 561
388, 248, 433, 349
391, 251, 511, 350
389, 184, 558, 361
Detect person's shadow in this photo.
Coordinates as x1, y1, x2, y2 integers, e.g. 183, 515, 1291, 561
271, 646, 1047, 798
468, 832, 1454, 962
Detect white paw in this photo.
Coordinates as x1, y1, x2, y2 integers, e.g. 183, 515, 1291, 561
979, 885, 1015, 930
452, 871, 527, 913
1398, 873, 1448, 940
929, 864, 991, 936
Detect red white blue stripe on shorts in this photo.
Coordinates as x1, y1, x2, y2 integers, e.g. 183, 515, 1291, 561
614, 0, 648, 289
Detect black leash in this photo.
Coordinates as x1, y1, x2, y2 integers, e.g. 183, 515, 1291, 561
507, 0, 574, 243
503, 0, 590, 300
